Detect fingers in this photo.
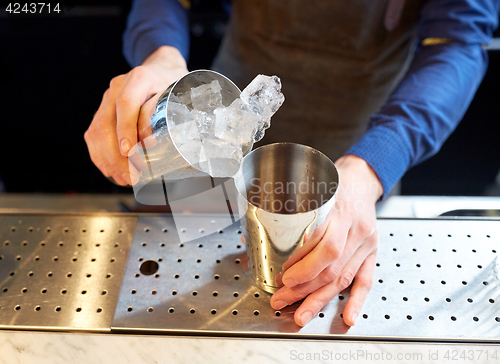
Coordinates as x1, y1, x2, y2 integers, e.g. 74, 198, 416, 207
95, 76, 141, 185
291, 240, 377, 327
342, 251, 377, 326
281, 211, 351, 287
138, 92, 161, 143
271, 231, 375, 311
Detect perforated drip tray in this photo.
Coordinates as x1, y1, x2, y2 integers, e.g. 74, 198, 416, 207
0, 214, 136, 332
0, 213, 499, 342
112, 216, 500, 343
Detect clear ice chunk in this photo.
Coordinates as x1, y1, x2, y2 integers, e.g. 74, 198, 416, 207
201, 138, 243, 177
191, 110, 215, 137
240, 74, 284, 141
167, 101, 192, 126
178, 139, 206, 167
214, 99, 261, 145
169, 120, 200, 148
191, 80, 223, 112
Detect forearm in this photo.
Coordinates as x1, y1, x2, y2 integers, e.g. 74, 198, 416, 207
347, 42, 489, 198
123, 0, 190, 68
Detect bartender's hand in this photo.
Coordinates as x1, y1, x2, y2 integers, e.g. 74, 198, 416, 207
84, 46, 188, 186
270, 155, 383, 327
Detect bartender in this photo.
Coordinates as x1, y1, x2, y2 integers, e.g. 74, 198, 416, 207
84, 0, 499, 327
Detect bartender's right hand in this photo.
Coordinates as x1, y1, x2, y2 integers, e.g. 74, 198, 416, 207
84, 46, 188, 185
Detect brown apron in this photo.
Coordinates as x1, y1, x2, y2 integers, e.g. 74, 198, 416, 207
212, 0, 422, 161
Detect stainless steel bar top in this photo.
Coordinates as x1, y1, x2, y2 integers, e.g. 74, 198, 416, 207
0, 213, 499, 343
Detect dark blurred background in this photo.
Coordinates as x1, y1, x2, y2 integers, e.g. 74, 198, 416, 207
0, 0, 499, 196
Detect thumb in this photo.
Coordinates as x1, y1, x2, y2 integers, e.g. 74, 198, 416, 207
116, 67, 158, 156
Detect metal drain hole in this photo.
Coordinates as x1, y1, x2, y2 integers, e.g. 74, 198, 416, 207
363, 314, 368, 319
446, 297, 451, 302
180, 243, 184, 248
393, 248, 397, 251
160, 243, 165, 247
135, 273, 140, 277
424, 297, 429, 302
399, 280, 404, 284
41, 289, 47, 294
429, 315, 434, 321
190, 308, 196, 314
2, 288, 7, 293
451, 316, 457, 321
177, 258, 182, 262
495, 317, 500, 322
385, 314, 390, 319
254, 293, 259, 298
174, 274, 179, 279
412, 248, 416, 251
140, 260, 159, 275
490, 299, 495, 303
101, 290, 107, 295
319, 312, 325, 318
420, 280, 425, 284
233, 292, 239, 297
67, 273, 72, 278
76, 308, 82, 312
339, 294, 344, 300
192, 291, 197, 296
144, 228, 150, 233
232, 310, 238, 315
457, 264, 462, 268
378, 279, 383, 283
86, 274, 91, 278
403, 297, 408, 301
28, 271, 34, 277
97, 308, 102, 313
396, 263, 400, 267
196, 259, 201, 263
198, 244, 203, 248
467, 298, 473, 303
218, 244, 222, 248
213, 291, 218, 297
478, 265, 482, 269
483, 281, 489, 286
172, 290, 178, 295
237, 245, 241, 249
141, 242, 147, 247
235, 259, 241, 264
216, 259, 221, 264
152, 290, 157, 295
234, 275, 240, 280
55, 307, 61, 312
15, 305, 21, 311
441, 281, 446, 285
432, 249, 437, 252
437, 264, 441, 268
472, 249, 476, 253
127, 307, 133, 312
407, 315, 412, 320
131, 289, 137, 294
381, 296, 386, 301
473, 316, 479, 322
167, 308, 174, 314
275, 311, 281, 317
162, 228, 168, 233
148, 307, 154, 313
376, 263, 380, 267
253, 310, 260, 316
194, 274, 200, 279
211, 309, 217, 315
214, 274, 220, 280
21, 288, 27, 293
61, 289, 67, 294
416, 264, 421, 267
462, 281, 467, 285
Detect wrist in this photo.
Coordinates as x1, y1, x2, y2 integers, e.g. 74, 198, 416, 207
335, 154, 384, 202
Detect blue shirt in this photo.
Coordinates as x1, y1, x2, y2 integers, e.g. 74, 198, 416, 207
123, 0, 499, 198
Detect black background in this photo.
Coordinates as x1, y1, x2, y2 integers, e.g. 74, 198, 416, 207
0, 1, 499, 196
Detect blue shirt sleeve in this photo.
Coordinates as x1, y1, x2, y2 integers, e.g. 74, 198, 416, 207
123, 0, 190, 67
346, 0, 500, 198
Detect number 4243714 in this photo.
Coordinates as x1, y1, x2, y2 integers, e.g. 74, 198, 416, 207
6, 3, 61, 14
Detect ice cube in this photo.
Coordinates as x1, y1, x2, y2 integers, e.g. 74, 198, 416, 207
191, 110, 215, 137
169, 120, 200, 148
167, 101, 192, 126
176, 91, 192, 106
240, 75, 284, 141
178, 139, 206, 167
191, 80, 223, 112
201, 138, 243, 177
214, 99, 261, 145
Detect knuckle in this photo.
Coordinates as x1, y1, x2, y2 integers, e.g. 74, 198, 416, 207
95, 122, 110, 139
128, 65, 147, 80
109, 75, 125, 89
337, 271, 355, 290
357, 219, 375, 238
323, 239, 343, 261
357, 275, 374, 291
323, 264, 341, 283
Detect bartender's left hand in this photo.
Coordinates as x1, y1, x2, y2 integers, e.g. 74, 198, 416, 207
270, 154, 383, 327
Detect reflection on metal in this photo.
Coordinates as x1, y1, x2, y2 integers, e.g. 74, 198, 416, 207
0, 214, 135, 332
113, 216, 500, 342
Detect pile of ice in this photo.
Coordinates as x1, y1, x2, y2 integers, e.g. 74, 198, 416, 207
167, 75, 284, 177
